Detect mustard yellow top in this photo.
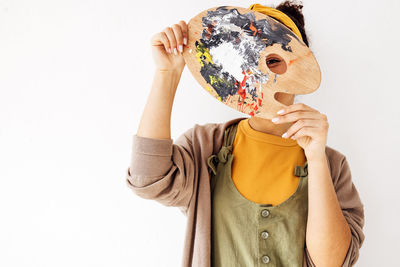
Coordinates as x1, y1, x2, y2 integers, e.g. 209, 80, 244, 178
231, 118, 307, 206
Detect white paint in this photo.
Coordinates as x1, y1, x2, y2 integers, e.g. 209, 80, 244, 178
209, 41, 245, 82
206, 19, 269, 88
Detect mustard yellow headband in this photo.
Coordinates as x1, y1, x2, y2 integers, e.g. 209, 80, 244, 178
248, 3, 303, 41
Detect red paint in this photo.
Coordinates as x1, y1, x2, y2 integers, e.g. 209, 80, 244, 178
249, 21, 257, 36
289, 51, 312, 65
232, 70, 265, 115
241, 70, 248, 87
237, 71, 247, 111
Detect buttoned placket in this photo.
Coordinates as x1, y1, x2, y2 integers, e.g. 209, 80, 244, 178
257, 163, 308, 265
260, 205, 272, 264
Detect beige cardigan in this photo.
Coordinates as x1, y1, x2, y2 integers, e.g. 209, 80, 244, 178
126, 116, 365, 267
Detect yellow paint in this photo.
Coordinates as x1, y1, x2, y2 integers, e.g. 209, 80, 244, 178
209, 75, 224, 85
195, 42, 213, 67
205, 84, 221, 101
196, 43, 221, 102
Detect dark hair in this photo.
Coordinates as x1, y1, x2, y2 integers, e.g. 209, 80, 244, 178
275, 0, 309, 46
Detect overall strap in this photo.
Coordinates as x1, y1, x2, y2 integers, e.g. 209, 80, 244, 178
224, 121, 239, 147
207, 122, 239, 176
294, 161, 308, 177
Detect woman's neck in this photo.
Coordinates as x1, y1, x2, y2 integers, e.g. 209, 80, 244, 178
247, 116, 293, 137
247, 93, 295, 137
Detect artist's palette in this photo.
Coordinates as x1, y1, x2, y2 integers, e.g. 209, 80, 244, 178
182, 6, 321, 119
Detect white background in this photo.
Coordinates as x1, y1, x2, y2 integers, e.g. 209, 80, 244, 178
1, 0, 399, 266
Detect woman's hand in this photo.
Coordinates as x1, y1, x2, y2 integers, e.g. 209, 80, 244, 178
272, 103, 329, 160
150, 20, 188, 74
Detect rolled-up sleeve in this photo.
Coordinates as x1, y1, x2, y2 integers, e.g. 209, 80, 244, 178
334, 156, 365, 266
304, 155, 365, 266
125, 127, 196, 215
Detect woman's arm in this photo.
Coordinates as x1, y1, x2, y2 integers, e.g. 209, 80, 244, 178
272, 103, 365, 266
126, 21, 197, 214
136, 69, 181, 139
137, 20, 188, 139
306, 154, 351, 266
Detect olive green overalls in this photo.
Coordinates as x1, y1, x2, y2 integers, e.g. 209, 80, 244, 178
207, 122, 309, 267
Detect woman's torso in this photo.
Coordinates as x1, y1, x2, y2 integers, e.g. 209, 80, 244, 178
209, 119, 309, 267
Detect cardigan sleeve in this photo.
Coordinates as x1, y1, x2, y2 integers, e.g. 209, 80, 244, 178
125, 127, 196, 215
304, 155, 365, 267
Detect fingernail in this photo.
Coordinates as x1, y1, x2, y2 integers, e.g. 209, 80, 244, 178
184, 37, 187, 45
168, 48, 171, 54
178, 44, 183, 53
277, 109, 284, 115
282, 132, 287, 138
291, 136, 296, 140
174, 47, 177, 55
272, 117, 279, 123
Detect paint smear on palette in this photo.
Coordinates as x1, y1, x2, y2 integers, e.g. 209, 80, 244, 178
195, 6, 298, 115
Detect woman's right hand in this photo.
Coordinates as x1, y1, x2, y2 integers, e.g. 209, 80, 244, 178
150, 20, 188, 74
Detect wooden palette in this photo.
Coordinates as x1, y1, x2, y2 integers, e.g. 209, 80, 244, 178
182, 6, 321, 119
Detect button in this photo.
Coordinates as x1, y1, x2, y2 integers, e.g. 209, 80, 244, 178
261, 231, 269, 239
261, 209, 270, 217
262, 255, 270, 264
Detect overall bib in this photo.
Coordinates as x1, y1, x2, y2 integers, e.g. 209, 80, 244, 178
207, 122, 309, 267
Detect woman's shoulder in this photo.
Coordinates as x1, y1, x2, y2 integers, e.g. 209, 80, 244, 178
324, 145, 352, 185
325, 145, 346, 161
176, 117, 248, 153
187, 117, 247, 139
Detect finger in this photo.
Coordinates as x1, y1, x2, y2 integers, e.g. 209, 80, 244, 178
172, 24, 184, 54
283, 119, 320, 139
277, 103, 318, 115
150, 32, 171, 54
158, 32, 172, 54
178, 20, 188, 45
150, 32, 165, 47
164, 26, 178, 55
272, 110, 321, 124
291, 126, 318, 140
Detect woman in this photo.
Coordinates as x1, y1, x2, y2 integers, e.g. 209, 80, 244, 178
126, 1, 365, 266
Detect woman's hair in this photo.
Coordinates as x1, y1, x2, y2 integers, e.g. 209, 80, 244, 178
275, 0, 309, 47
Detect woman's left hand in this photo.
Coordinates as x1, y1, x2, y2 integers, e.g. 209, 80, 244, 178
272, 103, 329, 160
